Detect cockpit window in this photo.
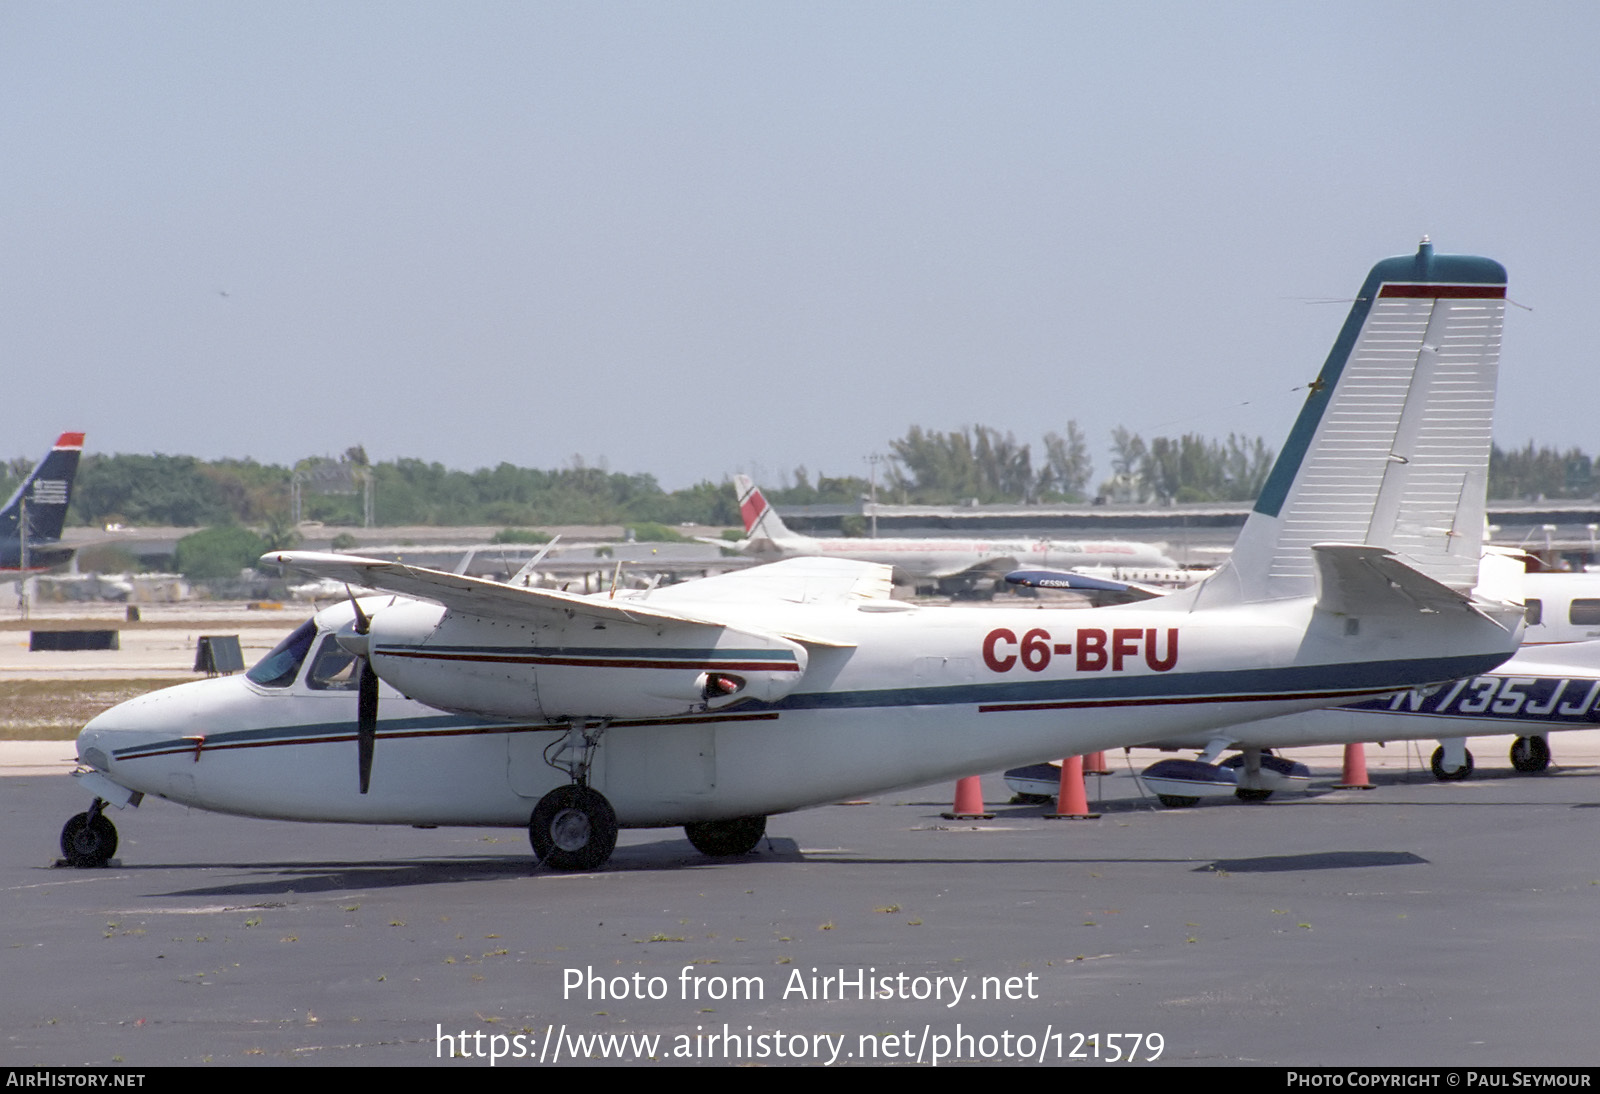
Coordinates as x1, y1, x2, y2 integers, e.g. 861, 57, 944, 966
306, 634, 361, 691
246, 620, 317, 688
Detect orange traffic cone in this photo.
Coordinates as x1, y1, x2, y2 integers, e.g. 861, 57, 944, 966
1334, 743, 1375, 790
1084, 751, 1110, 776
942, 775, 994, 820
1045, 756, 1101, 819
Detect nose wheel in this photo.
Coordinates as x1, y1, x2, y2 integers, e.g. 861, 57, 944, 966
529, 785, 618, 871
60, 800, 118, 868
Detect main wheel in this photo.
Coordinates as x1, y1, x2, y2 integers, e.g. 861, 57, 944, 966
1234, 788, 1274, 802
1157, 794, 1199, 808
684, 816, 767, 857
1509, 736, 1551, 774
60, 811, 117, 868
1429, 746, 1475, 781
529, 786, 618, 871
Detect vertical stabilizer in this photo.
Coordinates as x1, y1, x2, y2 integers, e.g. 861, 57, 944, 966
734, 474, 800, 543
1202, 242, 1505, 606
0, 432, 85, 545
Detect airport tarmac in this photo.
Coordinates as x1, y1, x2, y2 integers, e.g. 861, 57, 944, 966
5, 735, 1600, 1068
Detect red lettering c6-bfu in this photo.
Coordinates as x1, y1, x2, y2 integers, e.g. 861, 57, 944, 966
982, 627, 1178, 674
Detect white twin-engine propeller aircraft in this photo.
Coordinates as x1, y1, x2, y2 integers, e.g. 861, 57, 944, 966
66, 242, 1522, 871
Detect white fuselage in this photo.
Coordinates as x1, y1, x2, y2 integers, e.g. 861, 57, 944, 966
77, 588, 1518, 830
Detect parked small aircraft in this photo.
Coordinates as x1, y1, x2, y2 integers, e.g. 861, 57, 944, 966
1124, 637, 1600, 805
0, 432, 85, 575
726, 474, 1177, 594
65, 243, 1522, 870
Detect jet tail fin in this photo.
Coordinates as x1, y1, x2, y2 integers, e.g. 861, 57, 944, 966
734, 474, 799, 542
1197, 242, 1505, 608
0, 432, 85, 544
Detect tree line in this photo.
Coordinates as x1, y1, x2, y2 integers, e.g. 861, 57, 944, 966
7, 432, 1594, 534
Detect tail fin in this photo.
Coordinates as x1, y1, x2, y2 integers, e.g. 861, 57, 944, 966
0, 432, 85, 545
734, 474, 797, 542
1201, 241, 1505, 606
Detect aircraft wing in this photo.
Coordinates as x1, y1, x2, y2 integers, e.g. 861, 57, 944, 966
262, 553, 882, 648
1004, 568, 1166, 602
263, 551, 719, 628
641, 556, 894, 608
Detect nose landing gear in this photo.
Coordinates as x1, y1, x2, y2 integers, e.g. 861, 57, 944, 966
60, 799, 118, 868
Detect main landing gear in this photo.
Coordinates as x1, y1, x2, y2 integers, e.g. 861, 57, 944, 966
529, 785, 618, 871
1510, 735, 1552, 774
60, 799, 118, 868
1429, 744, 1475, 782
531, 721, 620, 871
684, 816, 767, 857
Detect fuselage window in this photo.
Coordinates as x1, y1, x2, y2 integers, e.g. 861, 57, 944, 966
1525, 599, 1543, 626
306, 634, 361, 691
245, 620, 317, 688
1569, 599, 1600, 626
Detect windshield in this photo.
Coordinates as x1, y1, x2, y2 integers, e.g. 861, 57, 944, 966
246, 619, 317, 688
306, 634, 361, 691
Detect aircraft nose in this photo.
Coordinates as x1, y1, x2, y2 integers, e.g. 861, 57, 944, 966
76, 684, 202, 773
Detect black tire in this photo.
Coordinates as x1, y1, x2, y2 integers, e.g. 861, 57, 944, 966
60, 811, 117, 868
1157, 794, 1199, 808
1430, 746, 1475, 782
1509, 736, 1551, 774
684, 816, 767, 857
1234, 788, 1274, 802
529, 786, 618, 871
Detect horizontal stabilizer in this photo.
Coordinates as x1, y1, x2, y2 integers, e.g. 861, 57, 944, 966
1311, 543, 1483, 617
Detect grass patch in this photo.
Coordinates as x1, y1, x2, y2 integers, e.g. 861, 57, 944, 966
0, 679, 174, 740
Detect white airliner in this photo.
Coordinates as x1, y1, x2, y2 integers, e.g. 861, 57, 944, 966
728, 475, 1177, 593
64, 242, 1521, 871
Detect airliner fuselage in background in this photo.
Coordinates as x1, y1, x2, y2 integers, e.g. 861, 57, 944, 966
730, 475, 1176, 590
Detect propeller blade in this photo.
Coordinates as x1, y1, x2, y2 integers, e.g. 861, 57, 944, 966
357, 660, 379, 794
346, 586, 371, 634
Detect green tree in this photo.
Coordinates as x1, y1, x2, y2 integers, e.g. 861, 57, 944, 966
174, 526, 268, 580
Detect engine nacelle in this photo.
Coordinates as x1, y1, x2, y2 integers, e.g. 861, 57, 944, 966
361, 598, 809, 722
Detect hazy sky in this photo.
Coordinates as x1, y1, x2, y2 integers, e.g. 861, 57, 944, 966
5, 3, 1597, 490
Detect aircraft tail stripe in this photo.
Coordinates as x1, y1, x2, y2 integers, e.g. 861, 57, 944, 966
1378, 284, 1506, 299
739, 488, 767, 533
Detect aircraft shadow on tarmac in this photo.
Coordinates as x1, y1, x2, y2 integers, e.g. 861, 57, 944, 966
1197, 850, 1429, 874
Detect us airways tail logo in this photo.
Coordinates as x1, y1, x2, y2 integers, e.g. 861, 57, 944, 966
982, 627, 1179, 674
